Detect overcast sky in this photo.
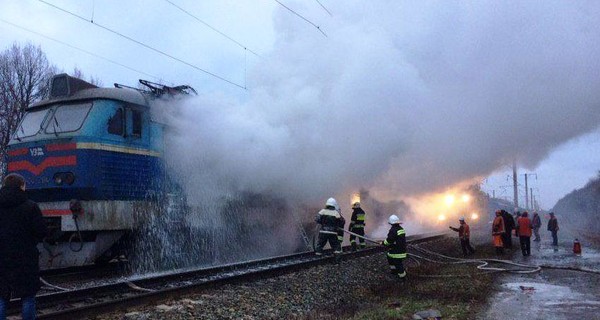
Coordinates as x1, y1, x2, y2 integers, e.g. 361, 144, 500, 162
2, 1, 600, 210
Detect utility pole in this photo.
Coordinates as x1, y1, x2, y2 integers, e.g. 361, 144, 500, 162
530, 187, 534, 210
525, 174, 529, 210
521, 173, 538, 210
513, 160, 519, 209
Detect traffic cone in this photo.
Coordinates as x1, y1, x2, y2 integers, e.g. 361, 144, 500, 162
573, 239, 582, 255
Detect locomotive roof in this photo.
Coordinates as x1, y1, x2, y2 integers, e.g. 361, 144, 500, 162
28, 87, 150, 110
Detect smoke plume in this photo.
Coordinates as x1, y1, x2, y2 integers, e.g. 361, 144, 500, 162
159, 1, 600, 233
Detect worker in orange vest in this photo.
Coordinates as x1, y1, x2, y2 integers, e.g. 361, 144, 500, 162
517, 211, 532, 256
492, 210, 505, 255
449, 217, 475, 256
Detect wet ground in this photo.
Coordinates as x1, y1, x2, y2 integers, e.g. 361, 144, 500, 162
479, 233, 600, 320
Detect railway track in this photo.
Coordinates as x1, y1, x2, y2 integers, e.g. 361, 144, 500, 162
8, 232, 447, 319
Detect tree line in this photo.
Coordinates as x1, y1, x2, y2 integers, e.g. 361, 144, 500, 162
0, 42, 99, 177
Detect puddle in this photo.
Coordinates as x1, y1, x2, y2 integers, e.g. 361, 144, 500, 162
480, 240, 600, 320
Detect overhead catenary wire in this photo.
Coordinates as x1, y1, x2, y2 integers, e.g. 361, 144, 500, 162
162, 0, 261, 58
274, 0, 327, 37
0, 19, 165, 83
37, 0, 246, 90
314, 0, 332, 16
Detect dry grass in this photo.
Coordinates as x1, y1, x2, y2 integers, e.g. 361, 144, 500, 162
307, 238, 502, 320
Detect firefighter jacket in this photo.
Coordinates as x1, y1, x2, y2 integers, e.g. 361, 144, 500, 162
517, 216, 532, 237
350, 207, 366, 229
450, 223, 470, 240
383, 224, 407, 259
315, 208, 344, 234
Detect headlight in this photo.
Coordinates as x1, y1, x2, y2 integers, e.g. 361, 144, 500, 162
53, 172, 75, 185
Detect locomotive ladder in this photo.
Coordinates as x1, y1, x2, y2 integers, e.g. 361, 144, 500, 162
292, 210, 312, 251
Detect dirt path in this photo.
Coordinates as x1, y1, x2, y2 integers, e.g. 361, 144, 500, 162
478, 234, 600, 319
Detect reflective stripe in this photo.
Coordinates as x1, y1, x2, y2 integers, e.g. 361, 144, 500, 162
398, 271, 406, 278
319, 230, 338, 235
387, 252, 407, 259
334, 250, 342, 254
337, 236, 343, 241
397, 230, 405, 236
389, 265, 396, 269
350, 240, 356, 244
352, 225, 365, 229
356, 214, 365, 221
383, 239, 389, 246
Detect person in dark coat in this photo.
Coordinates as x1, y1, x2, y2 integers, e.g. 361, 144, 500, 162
501, 210, 515, 249
0, 173, 47, 320
547, 212, 559, 246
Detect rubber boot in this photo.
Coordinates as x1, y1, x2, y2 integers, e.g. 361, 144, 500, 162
351, 242, 357, 252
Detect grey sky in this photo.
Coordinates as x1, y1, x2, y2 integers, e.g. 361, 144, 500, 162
2, 1, 600, 211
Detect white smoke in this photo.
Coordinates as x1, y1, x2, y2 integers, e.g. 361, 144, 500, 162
160, 1, 600, 215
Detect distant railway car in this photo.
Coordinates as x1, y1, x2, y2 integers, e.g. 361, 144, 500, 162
6, 74, 195, 270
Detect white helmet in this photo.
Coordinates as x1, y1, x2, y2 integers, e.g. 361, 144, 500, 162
388, 214, 401, 225
326, 197, 338, 208
459, 216, 465, 221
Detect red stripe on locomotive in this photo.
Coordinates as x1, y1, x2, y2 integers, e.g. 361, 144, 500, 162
8, 156, 77, 176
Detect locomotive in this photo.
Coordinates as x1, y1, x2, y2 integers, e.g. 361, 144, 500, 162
6, 73, 196, 270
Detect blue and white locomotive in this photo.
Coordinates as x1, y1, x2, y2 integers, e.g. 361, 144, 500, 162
6, 74, 195, 270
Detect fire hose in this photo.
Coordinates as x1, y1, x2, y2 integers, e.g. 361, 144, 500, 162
336, 229, 599, 277
340, 229, 542, 275
341, 228, 382, 244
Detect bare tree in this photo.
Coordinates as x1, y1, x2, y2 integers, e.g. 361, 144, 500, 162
72, 66, 103, 87
0, 43, 57, 176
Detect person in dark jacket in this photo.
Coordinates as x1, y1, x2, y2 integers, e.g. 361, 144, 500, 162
0, 173, 47, 320
382, 214, 407, 279
501, 210, 515, 249
349, 202, 366, 251
449, 216, 475, 256
315, 198, 345, 259
547, 212, 559, 246
531, 212, 542, 242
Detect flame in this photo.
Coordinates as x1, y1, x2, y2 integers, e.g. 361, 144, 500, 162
351, 192, 360, 205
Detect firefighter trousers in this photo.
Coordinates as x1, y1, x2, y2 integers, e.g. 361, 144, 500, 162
349, 227, 366, 248
387, 256, 406, 278
315, 232, 342, 254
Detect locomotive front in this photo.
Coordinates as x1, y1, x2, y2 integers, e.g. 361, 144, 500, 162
6, 74, 166, 269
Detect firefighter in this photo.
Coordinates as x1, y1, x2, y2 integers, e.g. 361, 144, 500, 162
315, 198, 345, 258
349, 202, 366, 251
382, 214, 407, 279
449, 217, 475, 256
492, 210, 505, 255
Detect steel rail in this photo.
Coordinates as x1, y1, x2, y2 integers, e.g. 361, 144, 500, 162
8, 232, 447, 319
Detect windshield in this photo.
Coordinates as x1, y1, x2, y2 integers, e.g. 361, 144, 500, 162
14, 108, 52, 139
45, 102, 92, 134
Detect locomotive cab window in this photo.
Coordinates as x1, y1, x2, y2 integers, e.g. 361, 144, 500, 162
108, 108, 124, 136
130, 109, 142, 137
